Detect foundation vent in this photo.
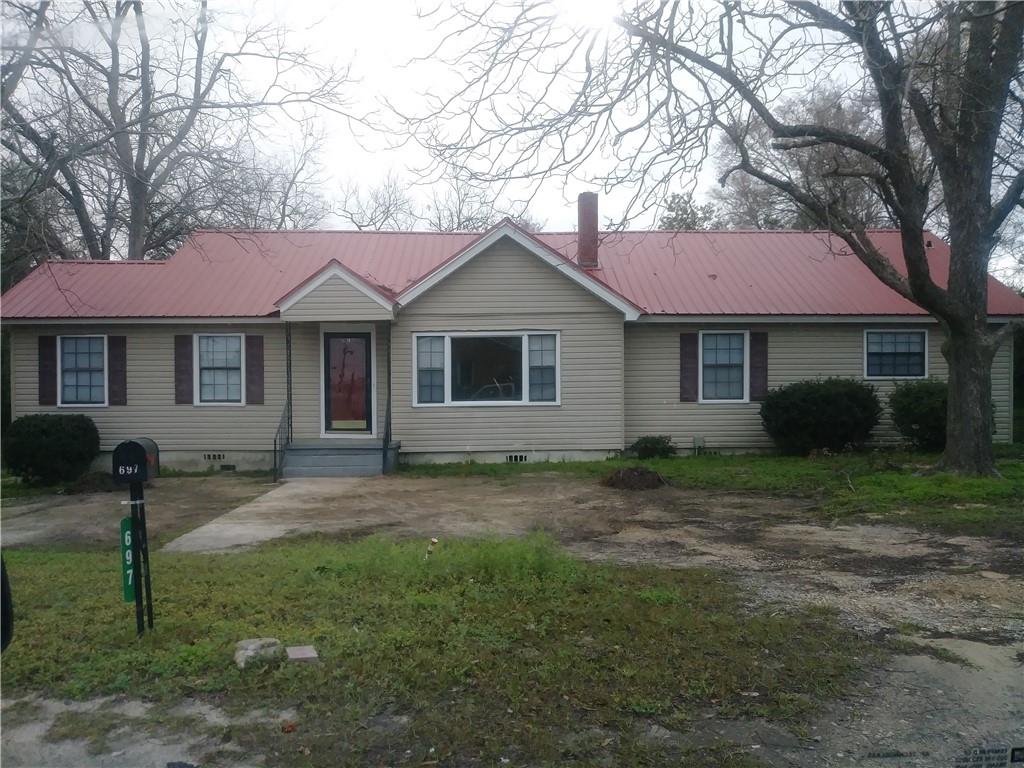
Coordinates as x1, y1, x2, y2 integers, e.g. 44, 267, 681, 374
203, 453, 225, 461
506, 453, 528, 464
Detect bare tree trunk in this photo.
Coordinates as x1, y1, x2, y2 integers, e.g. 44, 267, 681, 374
126, 179, 148, 260
940, 328, 997, 475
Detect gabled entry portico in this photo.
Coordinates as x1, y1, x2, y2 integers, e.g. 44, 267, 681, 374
274, 260, 398, 476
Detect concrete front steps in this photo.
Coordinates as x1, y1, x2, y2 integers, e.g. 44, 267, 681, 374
281, 439, 400, 478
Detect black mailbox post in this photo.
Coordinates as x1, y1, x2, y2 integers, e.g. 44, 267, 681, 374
113, 438, 159, 636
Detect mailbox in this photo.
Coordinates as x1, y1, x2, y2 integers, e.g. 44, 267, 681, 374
112, 438, 160, 485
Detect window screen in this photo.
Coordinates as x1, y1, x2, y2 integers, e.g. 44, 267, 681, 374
198, 335, 243, 403
61, 336, 105, 404
866, 331, 925, 377
701, 333, 745, 400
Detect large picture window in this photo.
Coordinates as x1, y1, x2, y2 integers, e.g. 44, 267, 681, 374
59, 335, 106, 405
699, 331, 747, 402
196, 334, 244, 404
413, 332, 559, 406
865, 330, 927, 378
452, 336, 522, 401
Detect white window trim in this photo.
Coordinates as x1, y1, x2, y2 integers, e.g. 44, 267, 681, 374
319, 323, 378, 438
697, 330, 750, 404
56, 334, 108, 408
412, 330, 561, 407
863, 328, 929, 380
193, 333, 246, 406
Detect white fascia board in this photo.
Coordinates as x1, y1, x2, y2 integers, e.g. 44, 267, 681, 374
276, 261, 394, 314
632, 314, 945, 324
1, 316, 280, 324
396, 224, 642, 321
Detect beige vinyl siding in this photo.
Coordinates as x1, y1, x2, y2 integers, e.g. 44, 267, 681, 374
625, 323, 1015, 450
290, 321, 389, 439
281, 274, 392, 321
10, 323, 286, 452
391, 239, 624, 453
993, 334, 1013, 443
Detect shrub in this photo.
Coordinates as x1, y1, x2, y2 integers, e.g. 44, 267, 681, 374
629, 434, 676, 459
889, 380, 948, 452
760, 378, 881, 456
4, 414, 101, 484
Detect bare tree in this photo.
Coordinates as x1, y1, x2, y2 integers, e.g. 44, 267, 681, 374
220, 127, 332, 231
1, 1, 49, 111
2, 1, 352, 260
411, 1, 1024, 475
338, 171, 419, 230
709, 89, 897, 230
337, 173, 543, 231
658, 191, 720, 229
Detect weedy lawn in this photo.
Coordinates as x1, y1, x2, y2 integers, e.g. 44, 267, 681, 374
403, 447, 1024, 541
2, 535, 871, 767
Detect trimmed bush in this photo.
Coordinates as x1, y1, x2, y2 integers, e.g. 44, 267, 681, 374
629, 434, 676, 459
4, 414, 100, 484
760, 378, 881, 456
889, 380, 948, 452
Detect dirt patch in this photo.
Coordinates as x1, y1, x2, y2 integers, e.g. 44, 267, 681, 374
0, 475, 273, 549
0, 695, 291, 768
600, 466, 665, 490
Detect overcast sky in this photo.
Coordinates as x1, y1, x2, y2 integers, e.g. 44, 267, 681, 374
239, 0, 654, 231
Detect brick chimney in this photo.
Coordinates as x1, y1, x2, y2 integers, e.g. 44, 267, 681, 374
577, 192, 599, 268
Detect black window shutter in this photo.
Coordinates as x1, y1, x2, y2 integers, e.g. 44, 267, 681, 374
174, 335, 193, 404
749, 332, 769, 402
38, 336, 57, 405
108, 336, 127, 405
245, 335, 264, 405
679, 333, 698, 402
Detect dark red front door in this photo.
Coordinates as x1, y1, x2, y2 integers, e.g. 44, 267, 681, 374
324, 333, 371, 432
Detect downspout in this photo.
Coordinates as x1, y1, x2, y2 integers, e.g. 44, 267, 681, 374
381, 320, 393, 472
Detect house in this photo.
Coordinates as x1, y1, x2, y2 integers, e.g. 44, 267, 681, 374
3, 194, 1021, 476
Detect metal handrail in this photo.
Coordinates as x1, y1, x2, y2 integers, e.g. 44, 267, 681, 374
272, 397, 291, 482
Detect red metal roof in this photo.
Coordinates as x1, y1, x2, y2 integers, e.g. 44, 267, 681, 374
3, 227, 1023, 319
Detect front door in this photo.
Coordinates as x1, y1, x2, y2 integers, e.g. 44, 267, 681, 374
323, 333, 372, 433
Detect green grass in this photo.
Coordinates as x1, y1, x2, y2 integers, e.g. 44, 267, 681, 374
2, 535, 870, 767
1, 473, 67, 500
1, 468, 272, 501
403, 448, 1024, 540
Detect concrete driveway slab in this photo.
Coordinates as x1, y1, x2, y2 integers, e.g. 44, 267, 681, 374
161, 478, 368, 553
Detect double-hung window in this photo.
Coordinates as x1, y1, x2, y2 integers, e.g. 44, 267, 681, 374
864, 330, 926, 378
699, 331, 747, 402
416, 335, 445, 404
414, 332, 559, 406
196, 334, 244, 404
59, 335, 107, 406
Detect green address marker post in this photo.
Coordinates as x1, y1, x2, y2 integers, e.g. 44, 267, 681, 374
120, 517, 135, 603
113, 438, 159, 637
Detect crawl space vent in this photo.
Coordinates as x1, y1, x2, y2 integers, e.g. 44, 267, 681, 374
506, 454, 528, 464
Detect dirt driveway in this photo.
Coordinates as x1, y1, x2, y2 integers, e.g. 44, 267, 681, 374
1, 474, 273, 549
164, 472, 1023, 767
